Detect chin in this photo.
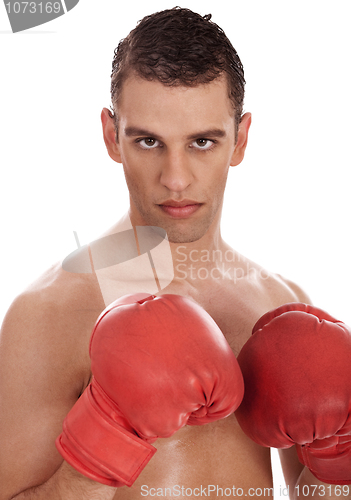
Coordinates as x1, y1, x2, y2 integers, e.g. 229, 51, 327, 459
165, 230, 206, 244
157, 219, 213, 244
132, 202, 217, 244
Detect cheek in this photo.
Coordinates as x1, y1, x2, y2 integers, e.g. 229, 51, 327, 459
120, 145, 158, 178
120, 151, 143, 185
121, 154, 157, 201
204, 156, 231, 186
204, 160, 230, 203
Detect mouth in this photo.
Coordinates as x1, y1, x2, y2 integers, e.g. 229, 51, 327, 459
158, 200, 203, 219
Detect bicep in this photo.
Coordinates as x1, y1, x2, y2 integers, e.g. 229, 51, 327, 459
0, 294, 86, 499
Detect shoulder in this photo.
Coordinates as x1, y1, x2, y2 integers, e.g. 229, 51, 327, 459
220, 243, 312, 306
0, 261, 105, 393
6, 260, 105, 333
233, 250, 312, 306
272, 273, 313, 305
258, 270, 313, 309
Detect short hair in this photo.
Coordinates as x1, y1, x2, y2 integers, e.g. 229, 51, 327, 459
110, 7, 245, 140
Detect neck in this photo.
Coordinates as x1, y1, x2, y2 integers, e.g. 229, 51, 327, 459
169, 220, 227, 280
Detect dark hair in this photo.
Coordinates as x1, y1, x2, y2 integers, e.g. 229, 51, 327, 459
110, 7, 245, 139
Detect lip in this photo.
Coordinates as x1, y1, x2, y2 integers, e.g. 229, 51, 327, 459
158, 200, 202, 219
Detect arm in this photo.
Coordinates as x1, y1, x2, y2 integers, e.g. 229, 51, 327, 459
10, 462, 116, 500
0, 285, 115, 500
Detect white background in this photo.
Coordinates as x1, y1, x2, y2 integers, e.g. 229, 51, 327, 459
1, 0, 350, 495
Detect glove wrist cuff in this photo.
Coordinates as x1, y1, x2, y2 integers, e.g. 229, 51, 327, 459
296, 443, 351, 485
56, 383, 156, 487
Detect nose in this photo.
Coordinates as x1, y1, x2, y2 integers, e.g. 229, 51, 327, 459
159, 149, 194, 193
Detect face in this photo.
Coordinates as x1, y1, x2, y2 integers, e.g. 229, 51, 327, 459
102, 75, 251, 243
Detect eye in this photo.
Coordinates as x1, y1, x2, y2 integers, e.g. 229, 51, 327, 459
191, 138, 215, 151
137, 138, 160, 149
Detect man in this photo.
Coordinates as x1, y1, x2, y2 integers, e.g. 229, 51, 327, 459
0, 7, 348, 500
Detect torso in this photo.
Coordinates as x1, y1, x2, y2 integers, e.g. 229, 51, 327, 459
25, 233, 304, 499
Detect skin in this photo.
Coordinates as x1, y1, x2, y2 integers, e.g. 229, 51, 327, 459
0, 75, 343, 500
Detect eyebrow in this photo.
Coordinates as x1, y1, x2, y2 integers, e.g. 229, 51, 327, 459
123, 126, 227, 140
187, 129, 227, 140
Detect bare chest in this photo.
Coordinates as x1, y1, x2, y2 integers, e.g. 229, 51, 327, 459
161, 277, 277, 357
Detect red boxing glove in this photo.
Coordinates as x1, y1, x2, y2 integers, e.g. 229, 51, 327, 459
56, 293, 244, 487
236, 303, 351, 484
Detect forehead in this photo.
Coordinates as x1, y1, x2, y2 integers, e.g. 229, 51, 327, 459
117, 75, 235, 136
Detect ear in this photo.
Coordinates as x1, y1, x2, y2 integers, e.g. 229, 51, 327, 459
101, 107, 122, 163
230, 112, 252, 167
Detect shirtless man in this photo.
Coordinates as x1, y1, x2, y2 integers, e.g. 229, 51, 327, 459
1, 7, 350, 500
